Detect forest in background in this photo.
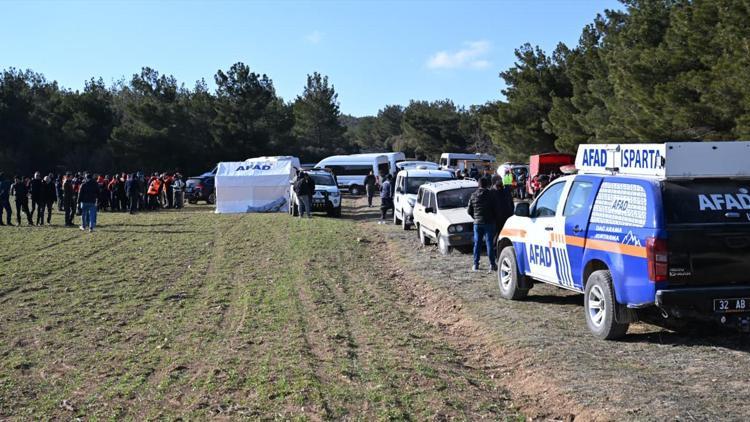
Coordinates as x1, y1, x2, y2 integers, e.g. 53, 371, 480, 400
1, 0, 749, 176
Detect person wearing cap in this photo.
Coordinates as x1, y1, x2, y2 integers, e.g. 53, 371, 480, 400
62, 172, 76, 226
0, 173, 12, 226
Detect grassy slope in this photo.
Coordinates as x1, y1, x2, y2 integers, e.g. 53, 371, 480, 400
0, 207, 519, 420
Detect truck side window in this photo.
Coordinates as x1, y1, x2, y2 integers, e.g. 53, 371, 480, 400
420, 190, 430, 206
563, 181, 593, 217
532, 182, 565, 218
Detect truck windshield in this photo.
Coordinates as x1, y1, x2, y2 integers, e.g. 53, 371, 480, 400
310, 174, 336, 186
406, 177, 452, 194
663, 179, 750, 225
437, 187, 476, 209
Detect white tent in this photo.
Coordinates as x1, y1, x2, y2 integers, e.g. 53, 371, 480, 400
214, 156, 301, 214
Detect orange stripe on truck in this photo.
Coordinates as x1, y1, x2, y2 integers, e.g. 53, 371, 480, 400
565, 235, 646, 258
500, 228, 526, 238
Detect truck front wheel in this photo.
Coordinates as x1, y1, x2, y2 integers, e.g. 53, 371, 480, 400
497, 246, 529, 300
584, 270, 629, 340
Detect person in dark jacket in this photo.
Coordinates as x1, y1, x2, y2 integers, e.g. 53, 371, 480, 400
491, 175, 515, 240
0, 173, 12, 225
126, 173, 141, 214
78, 173, 99, 232
293, 172, 315, 218
11, 176, 33, 226
364, 171, 377, 207
467, 177, 497, 272
30, 172, 45, 225
379, 174, 393, 224
62, 173, 76, 226
43, 174, 57, 224
55, 175, 64, 211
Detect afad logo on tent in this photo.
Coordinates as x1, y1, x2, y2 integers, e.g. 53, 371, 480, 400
235, 162, 272, 171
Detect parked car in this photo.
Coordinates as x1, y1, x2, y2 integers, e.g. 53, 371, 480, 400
412, 179, 478, 255
289, 169, 342, 217
185, 171, 216, 204
316, 154, 390, 195
497, 142, 750, 339
393, 168, 455, 230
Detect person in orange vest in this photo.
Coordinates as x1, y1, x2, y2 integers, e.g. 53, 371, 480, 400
147, 176, 161, 210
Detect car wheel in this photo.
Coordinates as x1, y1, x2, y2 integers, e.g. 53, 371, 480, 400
334, 206, 342, 218
584, 270, 629, 340
207, 192, 216, 205
497, 246, 529, 300
419, 225, 431, 246
402, 215, 410, 231
350, 185, 362, 196
393, 209, 400, 225
438, 235, 451, 255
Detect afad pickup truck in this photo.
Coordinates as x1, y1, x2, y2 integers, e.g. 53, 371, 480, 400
497, 142, 750, 339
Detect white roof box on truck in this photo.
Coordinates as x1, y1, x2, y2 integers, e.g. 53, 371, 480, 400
575, 142, 750, 179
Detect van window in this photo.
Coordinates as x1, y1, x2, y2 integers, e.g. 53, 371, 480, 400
590, 182, 648, 227
532, 181, 565, 218
563, 181, 594, 217
332, 165, 372, 176
377, 162, 390, 176
663, 180, 750, 225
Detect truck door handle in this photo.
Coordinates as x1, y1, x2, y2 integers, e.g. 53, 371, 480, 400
572, 225, 583, 233
544, 226, 554, 231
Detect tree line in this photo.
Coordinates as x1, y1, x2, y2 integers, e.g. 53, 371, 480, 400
2, 0, 748, 175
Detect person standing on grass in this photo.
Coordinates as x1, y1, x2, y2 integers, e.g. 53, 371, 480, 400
294, 172, 314, 218
0, 173, 12, 226
378, 174, 394, 224
43, 175, 57, 224
77, 173, 99, 232
55, 175, 64, 211
11, 176, 33, 226
364, 170, 377, 207
126, 173, 141, 214
62, 173, 76, 227
172, 173, 185, 209
491, 175, 515, 241
30, 171, 45, 225
467, 176, 497, 273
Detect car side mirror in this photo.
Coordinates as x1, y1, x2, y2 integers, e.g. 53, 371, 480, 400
514, 202, 530, 217
425, 207, 434, 214
395, 187, 402, 194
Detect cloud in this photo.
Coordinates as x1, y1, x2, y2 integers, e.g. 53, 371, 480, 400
305, 30, 323, 45
426, 41, 492, 70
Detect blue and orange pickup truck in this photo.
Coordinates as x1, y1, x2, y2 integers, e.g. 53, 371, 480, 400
496, 142, 750, 339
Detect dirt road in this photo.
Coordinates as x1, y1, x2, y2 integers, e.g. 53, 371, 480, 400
349, 196, 750, 421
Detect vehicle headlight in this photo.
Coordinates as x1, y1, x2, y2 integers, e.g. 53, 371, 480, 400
448, 225, 456, 233
330, 191, 340, 197
455, 224, 464, 233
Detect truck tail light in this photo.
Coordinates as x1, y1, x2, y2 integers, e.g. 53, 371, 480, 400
646, 237, 668, 282
196, 183, 203, 190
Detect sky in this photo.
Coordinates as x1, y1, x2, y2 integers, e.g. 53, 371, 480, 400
0, 0, 623, 116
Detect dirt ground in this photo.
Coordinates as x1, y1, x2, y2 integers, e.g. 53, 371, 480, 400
348, 195, 750, 421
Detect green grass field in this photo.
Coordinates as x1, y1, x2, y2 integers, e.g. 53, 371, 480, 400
0, 205, 519, 420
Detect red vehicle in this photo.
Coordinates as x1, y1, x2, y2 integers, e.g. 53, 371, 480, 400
527, 153, 575, 196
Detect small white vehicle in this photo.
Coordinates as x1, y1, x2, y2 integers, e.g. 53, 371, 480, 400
395, 161, 440, 171
316, 154, 390, 195
353, 152, 405, 176
439, 152, 496, 172
393, 168, 455, 230
412, 179, 478, 255
289, 169, 342, 217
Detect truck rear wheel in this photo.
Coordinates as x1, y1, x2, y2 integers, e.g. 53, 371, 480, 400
350, 185, 362, 196
584, 270, 629, 340
497, 246, 528, 300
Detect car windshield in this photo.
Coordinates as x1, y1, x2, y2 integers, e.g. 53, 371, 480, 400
186, 178, 201, 187
437, 187, 476, 209
310, 174, 336, 186
406, 177, 452, 194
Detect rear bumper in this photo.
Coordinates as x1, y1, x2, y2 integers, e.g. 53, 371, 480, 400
656, 286, 750, 311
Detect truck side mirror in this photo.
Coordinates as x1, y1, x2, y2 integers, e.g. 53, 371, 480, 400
425, 207, 434, 214
514, 202, 530, 217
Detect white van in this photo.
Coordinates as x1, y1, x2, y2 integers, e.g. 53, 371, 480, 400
395, 161, 440, 171
439, 153, 496, 172
353, 152, 405, 176
393, 168, 455, 229
315, 154, 391, 195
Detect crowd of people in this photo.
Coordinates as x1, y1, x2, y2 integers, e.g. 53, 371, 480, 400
0, 171, 187, 231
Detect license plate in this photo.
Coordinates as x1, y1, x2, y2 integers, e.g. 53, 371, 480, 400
713, 298, 750, 313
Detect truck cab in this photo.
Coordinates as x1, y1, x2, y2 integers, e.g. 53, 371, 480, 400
496, 142, 750, 339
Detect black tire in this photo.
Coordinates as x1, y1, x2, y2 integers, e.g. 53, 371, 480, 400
393, 209, 400, 225
437, 234, 451, 255
497, 246, 529, 300
350, 185, 362, 196
584, 270, 629, 340
402, 214, 410, 230
207, 192, 216, 205
291, 202, 299, 217
334, 206, 342, 218
418, 225, 431, 246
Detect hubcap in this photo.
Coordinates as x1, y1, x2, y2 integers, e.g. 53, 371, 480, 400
588, 285, 606, 328
499, 257, 512, 289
